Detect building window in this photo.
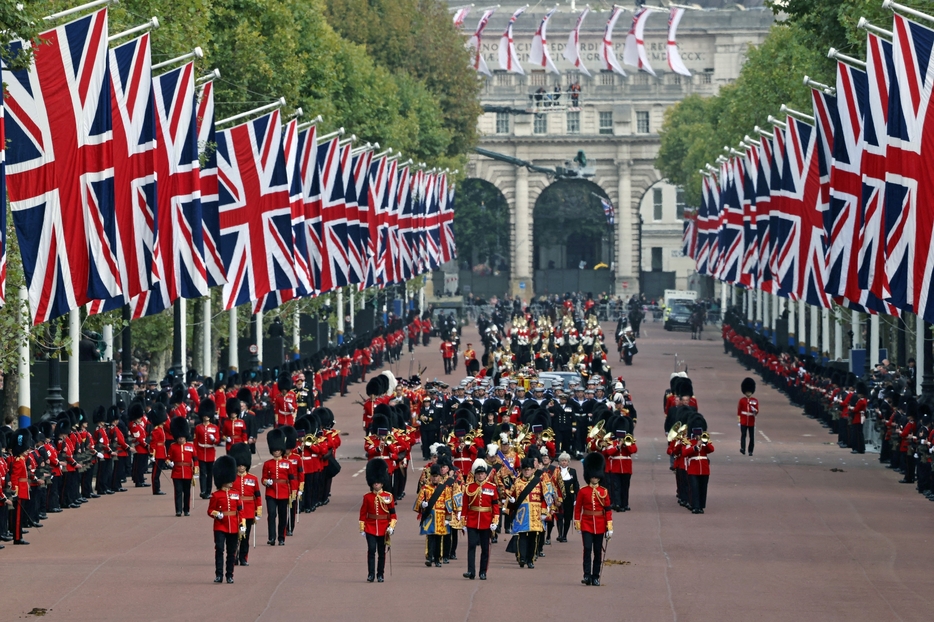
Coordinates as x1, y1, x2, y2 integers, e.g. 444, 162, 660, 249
651, 247, 663, 271
494, 72, 513, 86
672, 74, 681, 85
676, 187, 685, 219
496, 112, 510, 134
566, 111, 580, 134
529, 72, 548, 86
702, 70, 713, 84
534, 113, 547, 135
634, 74, 649, 85
600, 71, 615, 86
653, 187, 663, 221
637, 111, 650, 134
599, 111, 613, 135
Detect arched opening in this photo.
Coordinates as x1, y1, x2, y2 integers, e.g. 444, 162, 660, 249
446, 178, 511, 299
533, 179, 614, 296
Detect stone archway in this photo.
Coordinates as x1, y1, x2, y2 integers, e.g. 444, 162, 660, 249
531, 178, 615, 296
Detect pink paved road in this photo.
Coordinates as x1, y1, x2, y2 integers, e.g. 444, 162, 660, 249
1, 320, 931, 622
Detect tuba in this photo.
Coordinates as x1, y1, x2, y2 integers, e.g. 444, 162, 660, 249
666, 422, 686, 442
587, 420, 606, 441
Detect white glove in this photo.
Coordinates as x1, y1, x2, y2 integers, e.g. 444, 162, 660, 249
491, 523, 498, 531
265, 479, 274, 486
445, 520, 453, 526
96, 452, 104, 459
208, 435, 215, 442
509, 497, 516, 504
226, 437, 232, 443
387, 527, 394, 536
360, 531, 366, 537
607, 530, 613, 540
421, 501, 428, 508
216, 512, 224, 520
239, 526, 246, 534
167, 461, 175, 468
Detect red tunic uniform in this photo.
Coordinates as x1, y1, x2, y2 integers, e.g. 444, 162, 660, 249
463, 480, 500, 530
262, 458, 294, 500
359, 491, 397, 536
232, 472, 263, 519
222, 418, 249, 451
737, 396, 759, 427
194, 423, 221, 463
574, 484, 612, 534
603, 439, 637, 474
208, 489, 244, 533
275, 390, 297, 427
365, 435, 400, 474
168, 442, 198, 480
684, 440, 715, 476
151, 426, 168, 460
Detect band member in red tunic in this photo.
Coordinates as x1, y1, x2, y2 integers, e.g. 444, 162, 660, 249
207, 455, 244, 584
262, 428, 294, 545
574, 453, 613, 586
359, 459, 397, 583
685, 414, 715, 514
222, 398, 249, 451
167, 417, 198, 517
149, 404, 169, 496
195, 399, 222, 499
737, 378, 758, 457
228, 443, 262, 566
463, 459, 501, 580
10, 428, 33, 545
275, 373, 297, 428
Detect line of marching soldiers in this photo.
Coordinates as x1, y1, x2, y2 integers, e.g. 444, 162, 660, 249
663, 374, 716, 514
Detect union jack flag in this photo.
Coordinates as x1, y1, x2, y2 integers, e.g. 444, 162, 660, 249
0, 87, 5, 304
739, 146, 758, 288
297, 125, 322, 293
342, 147, 364, 284
317, 136, 350, 291
283, 118, 312, 297
768, 123, 794, 298
350, 148, 374, 283
884, 14, 934, 321
88, 33, 158, 316
4, 8, 121, 323
364, 154, 390, 288
423, 172, 443, 272
715, 158, 744, 284
217, 109, 296, 309
133, 60, 208, 318
753, 136, 774, 292
440, 174, 457, 265
781, 115, 830, 307
858, 32, 894, 302
694, 176, 711, 275
397, 165, 415, 281
682, 210, 696, 260
704, 174, 721, 276
379, 158, 401, 285
197, 79, 226, 288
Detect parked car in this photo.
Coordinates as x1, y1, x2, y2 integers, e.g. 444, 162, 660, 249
664, 302, 694, 331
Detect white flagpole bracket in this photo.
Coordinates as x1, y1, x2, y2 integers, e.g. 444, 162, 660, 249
705, 164, 718, 173
827, 48, 866, 69
152, 46, 204, 71
297, 115, 324, 130
44, 0, 114, 21
883, 0, 934, 24
780, 104, 815, 124
753, 125, 773, 138
766, 115, 788, 129
316, 127, 344, 141
374, 147, 393, 158
727, 147, 744, 157
108, 17, 159, 43
338, 134, 358, 147
857, 17, 893, 38
287, 107, 304, 120
351, 142, 378, 156
197, 68, 221, 84
216, 97, 286, 128
803, 75, 835, 96
387, 153, 402, 161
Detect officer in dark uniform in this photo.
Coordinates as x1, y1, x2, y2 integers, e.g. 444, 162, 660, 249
420, 396, 441, 460
552, 394, 576, 456
294, 373, 311, 419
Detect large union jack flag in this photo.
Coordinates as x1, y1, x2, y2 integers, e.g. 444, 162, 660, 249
88, 33, 158, 316
4, 8, 121, 323
318, 136, 350, 291
197, 79, 226, 289
715, 158, 744, 284
753, 135, 773, 292
283, 118, 311, 297
218, 108, 296, 310
364, 153, 390, 288
884, 14, 934, 322
132, 60, 208, 318
440, 174, 457, 265
739, 146, 758, 288
297, 125, 322, 293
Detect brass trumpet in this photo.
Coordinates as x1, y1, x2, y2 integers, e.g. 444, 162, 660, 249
540, 428, 555, 443
700, 432, 710, 444
302, 433, 319, 447
623, 433, 635, 447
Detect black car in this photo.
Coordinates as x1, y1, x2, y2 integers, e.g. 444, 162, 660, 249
664, 302, 694, 331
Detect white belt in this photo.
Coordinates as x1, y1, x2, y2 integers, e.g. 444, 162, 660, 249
609, 456, 631, 460
686, 456, 708, 464
197, 443, 215, 448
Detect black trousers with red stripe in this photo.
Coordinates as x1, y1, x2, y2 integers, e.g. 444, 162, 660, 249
13, 496, 27, 541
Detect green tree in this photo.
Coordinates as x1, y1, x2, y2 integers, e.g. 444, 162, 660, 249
451, 179, 510, 271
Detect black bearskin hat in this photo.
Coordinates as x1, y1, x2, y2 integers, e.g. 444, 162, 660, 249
741, 377, 756, 395
106, 405, 120, 423
228, 443, 252, 469
366, 458, 391, 490
277, 372, 292, 393
369, 414, 391, 436
12, 428, 32, 455
374, 403, 392, 419
150, 403, 168, 426
856, 381, 868, 396
678, 378, 694, 398
614, 415, 634, 437
170, 416, 190, 441
366, 374, 389, 397
39, 421, 54, 443
198, 399, 216, 421
213, 455, 237, 489
236, 388, 253, 409
92, 405, 106, 425
583, 452, 605, 482
519, 456, 535, 471
529, 410, 550, 434
128, 401, 145, 422
282, 425, 298, 451
266, 428, 286, 454
28, 425, 42, 444
525, 445, 542, 464
429, 464, 442, 477
313, 407, 334, 429
436, 452, 454, 470
226, 398, 241, 418
591, 403, 611, 423
687, 412, 708, 435
171, 384, 186, 405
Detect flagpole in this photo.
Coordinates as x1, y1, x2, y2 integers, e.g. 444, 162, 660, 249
17, 287, 31, 429
44, 0, 114, 21
197, 69, 221, 84
152, 47, 204, 72
297, 116, 325, 131
68, 308, 80, 407
216, 98, 286, 128
882, 0, 934, 24
108, 17, 160, 44
314, 127, 344, 140
203, 297, 212, 379
857, 17, 893, 39
827, 48, 866, 69
229, 308, 239, 374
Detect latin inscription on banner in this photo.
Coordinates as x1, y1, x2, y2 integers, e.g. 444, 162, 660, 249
480, 39, 708, 68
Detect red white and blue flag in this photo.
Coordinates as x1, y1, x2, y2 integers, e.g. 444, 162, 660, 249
217, 108, 296, 309
317, 136, 350, 290
197, 79, 226, 289
4, 8, 121, 324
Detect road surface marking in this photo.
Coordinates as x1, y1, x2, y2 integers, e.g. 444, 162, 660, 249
352, 468, 365, 478
759, 430, 772, 442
